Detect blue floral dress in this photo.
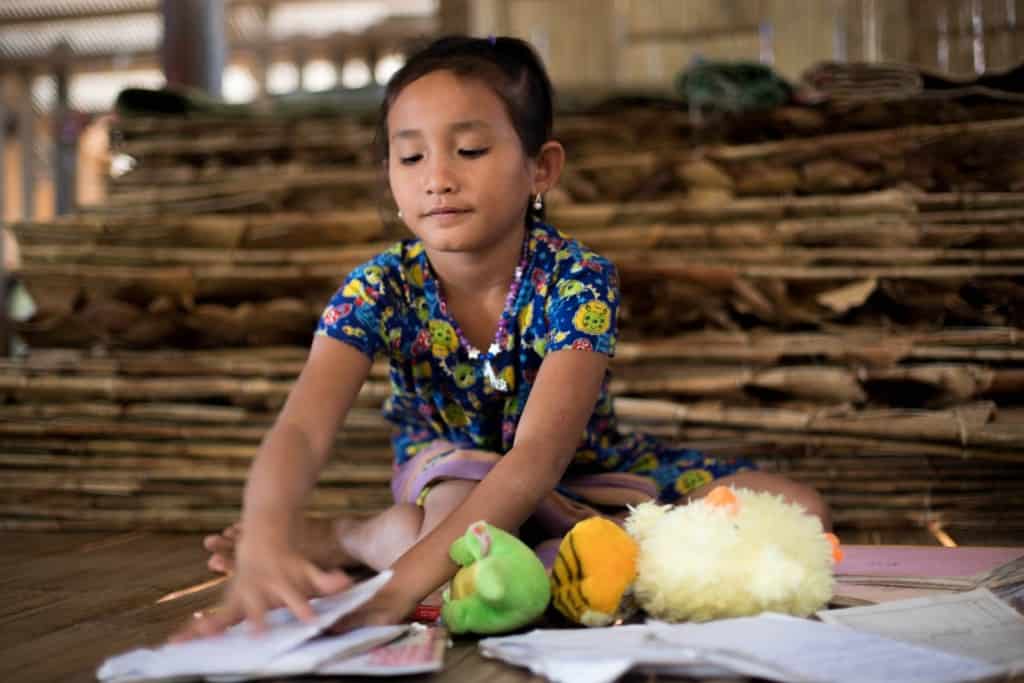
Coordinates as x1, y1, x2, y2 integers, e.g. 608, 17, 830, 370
315, 221, 754, 503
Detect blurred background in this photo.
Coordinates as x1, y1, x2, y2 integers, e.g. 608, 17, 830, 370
2, 1, 1024, 544
3, 0, 1023, 221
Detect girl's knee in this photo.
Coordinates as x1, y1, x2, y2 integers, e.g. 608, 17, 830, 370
425, 478, 477, 504
691, 471, 832, 530
368, 503, 423, 548
775, 478, 831, 530
417, 478, 478, 540
392, 502, 425, 536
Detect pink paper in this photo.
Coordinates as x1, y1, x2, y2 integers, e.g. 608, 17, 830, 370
836, 545, 1023, 579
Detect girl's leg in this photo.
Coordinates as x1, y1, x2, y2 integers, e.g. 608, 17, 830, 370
688, 471, 832, 530
205, 517, 365, 573
340, 503, 423, 571
344, 479, 478, 568
204, 477, 481, 574
332, 479, 480, 606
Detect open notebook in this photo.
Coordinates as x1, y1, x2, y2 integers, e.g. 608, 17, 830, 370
97, 571, 446, 682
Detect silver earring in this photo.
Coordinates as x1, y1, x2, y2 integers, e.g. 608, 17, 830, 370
533, 193, 543, 211
397, 209, 403, 219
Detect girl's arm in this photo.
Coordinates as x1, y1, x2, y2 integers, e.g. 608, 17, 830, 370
336, 347, 609, 628
242, 335, 372, 546
173, 335, 372, 639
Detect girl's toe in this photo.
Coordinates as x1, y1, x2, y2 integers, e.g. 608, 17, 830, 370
208, 553, 232, 573
203, 534, 234, 553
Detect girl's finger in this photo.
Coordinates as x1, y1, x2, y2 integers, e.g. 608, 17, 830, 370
328, 600, 393, 634
169, 600, 241, 642
194, 601, 244, 638
307, 565, 352, 597
276, 580, 316, 623
240, 590, 271, 634
168, 618, 204, 643
167, 590, 242, 643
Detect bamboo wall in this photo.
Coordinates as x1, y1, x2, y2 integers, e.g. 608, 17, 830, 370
841, 0, 1024, 75
469, 0, 800, 88
4, 79, 1024, 536
470, 0, 1024, 89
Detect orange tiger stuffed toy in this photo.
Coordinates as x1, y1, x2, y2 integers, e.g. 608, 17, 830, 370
549, 516, 639, 626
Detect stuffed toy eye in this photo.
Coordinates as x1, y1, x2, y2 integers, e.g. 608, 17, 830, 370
470, 522, 492, 555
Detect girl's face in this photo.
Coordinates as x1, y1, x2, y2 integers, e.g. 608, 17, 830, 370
386, 70, 536, 255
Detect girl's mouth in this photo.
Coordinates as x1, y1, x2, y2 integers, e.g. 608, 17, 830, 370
424, 207, 471, 217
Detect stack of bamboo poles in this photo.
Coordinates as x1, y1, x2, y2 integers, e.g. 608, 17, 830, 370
105, 105, 1024, 220
0, 353, 395, 531
106, 108, 1024, 210
2, 338, 1022, 531
4, 97, 1024, 534
13, 190, 1024, 348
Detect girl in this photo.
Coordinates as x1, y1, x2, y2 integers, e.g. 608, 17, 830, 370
179, 36, 829, 639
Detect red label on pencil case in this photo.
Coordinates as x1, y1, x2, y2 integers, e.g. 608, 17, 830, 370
410, 604, 441, 623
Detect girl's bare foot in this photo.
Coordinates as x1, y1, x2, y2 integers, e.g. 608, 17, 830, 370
203, 517, 360, 574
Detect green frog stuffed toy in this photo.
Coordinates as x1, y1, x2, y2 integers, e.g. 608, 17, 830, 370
441, 521, 551, 635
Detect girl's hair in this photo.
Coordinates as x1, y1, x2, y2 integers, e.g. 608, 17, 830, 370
374, 35, 556, 222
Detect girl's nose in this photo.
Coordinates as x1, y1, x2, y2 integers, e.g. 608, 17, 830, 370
424, 158, 457, 195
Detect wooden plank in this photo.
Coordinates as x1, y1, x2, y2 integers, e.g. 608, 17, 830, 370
0, 583, 220, 683
0, 532, 225, 682
18, 72, 34, 222
3, 530, 1024, 682
0, 587, 169, 644
0, 532, 210, 592
0, 531, 119, 569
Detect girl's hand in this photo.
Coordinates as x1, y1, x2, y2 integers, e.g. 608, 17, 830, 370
328, 575, 420, 633
168, 537, 352, 642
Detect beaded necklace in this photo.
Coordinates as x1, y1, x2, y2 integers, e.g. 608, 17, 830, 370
433, 234, 529, 392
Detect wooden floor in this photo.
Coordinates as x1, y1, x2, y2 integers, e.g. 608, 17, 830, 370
1, 530, 1020, 683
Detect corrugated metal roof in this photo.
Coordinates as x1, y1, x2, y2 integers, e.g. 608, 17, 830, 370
0, 0, 437, 64
268, 1, 426, 40
2, 0, 436, 113
0, 14, 161, 60
0, 0, 157, 22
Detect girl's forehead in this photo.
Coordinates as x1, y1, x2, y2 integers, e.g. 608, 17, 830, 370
387, 70, 511, 132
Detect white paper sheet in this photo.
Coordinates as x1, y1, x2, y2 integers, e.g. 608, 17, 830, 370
97, 570, 393, 682
819, 587, 1024, 672
480, 613, 1003, 683
480, 625, 707, 683
650, 615, 1001, 683
206, 625, 409, 682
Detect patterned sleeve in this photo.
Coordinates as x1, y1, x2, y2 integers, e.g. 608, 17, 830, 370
314, 261, 388, 358
544, 252, 619, 356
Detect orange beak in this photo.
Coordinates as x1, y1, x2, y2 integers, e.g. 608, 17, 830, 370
825, 532, 843, 563
704, 486, 739, 516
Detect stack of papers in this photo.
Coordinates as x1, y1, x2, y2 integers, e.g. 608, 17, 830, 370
480, 613, 1003, 683
833, 545, 1024, 605
97, 571, 446, 682
819, 587, 1024, 674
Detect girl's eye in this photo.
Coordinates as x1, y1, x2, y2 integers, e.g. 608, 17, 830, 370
399, 154, 423, 165
459, 147, 489, 158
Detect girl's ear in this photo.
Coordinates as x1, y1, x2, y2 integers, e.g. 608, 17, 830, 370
532, 140, 565, 196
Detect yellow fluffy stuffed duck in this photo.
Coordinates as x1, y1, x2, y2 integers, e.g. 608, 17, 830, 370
551, 486, 842, 625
